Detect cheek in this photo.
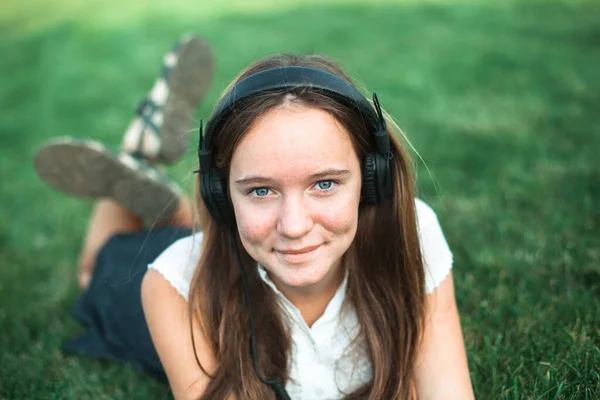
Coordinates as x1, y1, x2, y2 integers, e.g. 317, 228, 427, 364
235, 207, 274, 247
318, 195, 360, 236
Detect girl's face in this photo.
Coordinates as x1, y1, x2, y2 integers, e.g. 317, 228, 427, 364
229, 104, 362, 296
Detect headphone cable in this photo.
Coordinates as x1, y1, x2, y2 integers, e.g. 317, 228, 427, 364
230, 229, 292, 400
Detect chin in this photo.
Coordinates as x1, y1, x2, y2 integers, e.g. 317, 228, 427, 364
279, 273, 323, 288
271, 259, 335, 289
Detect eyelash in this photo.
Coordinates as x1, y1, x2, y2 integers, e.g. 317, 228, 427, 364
248, 180, 338, 198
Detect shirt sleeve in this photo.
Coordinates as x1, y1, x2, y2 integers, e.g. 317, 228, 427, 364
147, 231, 204, 301
415, 199, 454, 294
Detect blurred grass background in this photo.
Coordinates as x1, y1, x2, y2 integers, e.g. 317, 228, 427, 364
1, 0, 599, 398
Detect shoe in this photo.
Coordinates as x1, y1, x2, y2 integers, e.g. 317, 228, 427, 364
34, 137, 182, 222
122, 34, 215, 164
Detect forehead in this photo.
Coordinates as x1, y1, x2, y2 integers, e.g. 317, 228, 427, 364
229, 105, 359, 179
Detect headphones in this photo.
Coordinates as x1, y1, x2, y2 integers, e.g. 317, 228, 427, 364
196, 66, 394, 226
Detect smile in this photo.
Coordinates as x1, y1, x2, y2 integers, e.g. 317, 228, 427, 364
274, 244, 321, 264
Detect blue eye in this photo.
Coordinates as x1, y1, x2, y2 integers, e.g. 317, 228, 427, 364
316, 180, 334, 190
252, 187, 270, 197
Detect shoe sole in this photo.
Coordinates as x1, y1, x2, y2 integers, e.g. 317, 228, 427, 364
34, 138, 180, 222
160, 36, 215, 164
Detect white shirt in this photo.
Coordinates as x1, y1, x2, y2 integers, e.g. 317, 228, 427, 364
148, 198, 453, 399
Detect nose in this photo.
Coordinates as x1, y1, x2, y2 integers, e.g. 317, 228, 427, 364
276, 193, 313, 239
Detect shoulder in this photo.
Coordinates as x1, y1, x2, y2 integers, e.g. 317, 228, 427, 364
414, 198, 454, 295
148, 231, 204, 301
415, 198, 437, 227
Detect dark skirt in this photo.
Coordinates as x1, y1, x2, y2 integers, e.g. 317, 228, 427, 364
63, 226, 193, 382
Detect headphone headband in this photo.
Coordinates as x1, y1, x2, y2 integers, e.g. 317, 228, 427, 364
201, 66, 386, 159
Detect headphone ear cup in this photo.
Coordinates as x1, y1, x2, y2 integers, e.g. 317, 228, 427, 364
362, 153, 379, 204
200, 171, 234, 225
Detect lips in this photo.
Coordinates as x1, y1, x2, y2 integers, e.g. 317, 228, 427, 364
276, 244, 321, 255
274, 244, 321, 264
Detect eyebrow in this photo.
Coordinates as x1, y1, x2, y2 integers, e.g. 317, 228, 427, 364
233, 168, 352, 186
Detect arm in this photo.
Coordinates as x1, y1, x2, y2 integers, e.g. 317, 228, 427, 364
414, 272, 475, 399
141, 269, 215, 400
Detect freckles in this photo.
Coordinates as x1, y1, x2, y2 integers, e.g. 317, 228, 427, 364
319, 199, 359, 232
237, 214, 272, 243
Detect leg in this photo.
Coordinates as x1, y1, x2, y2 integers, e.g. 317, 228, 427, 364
78, 194, 194, 290
35, 34, 212, 289
164, 194, 194, 228
77, 199, 143, 289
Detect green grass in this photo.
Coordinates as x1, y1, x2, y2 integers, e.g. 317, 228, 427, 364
1, 0, 599, 398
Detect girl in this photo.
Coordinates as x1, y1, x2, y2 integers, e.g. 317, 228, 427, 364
36, 47, 474, 399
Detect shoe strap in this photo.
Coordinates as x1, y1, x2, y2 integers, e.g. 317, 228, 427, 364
131, 98, 162, 160
161, 64, 173, 80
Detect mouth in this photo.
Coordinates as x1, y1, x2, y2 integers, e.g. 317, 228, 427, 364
274, 244, 321, 264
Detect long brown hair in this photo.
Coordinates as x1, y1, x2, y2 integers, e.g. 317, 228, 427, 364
188, 54, 426, 399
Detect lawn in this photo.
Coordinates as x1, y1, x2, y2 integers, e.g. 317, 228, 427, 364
0, 0, 599, 398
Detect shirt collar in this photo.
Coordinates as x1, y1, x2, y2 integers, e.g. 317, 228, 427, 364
257, 265, 348, 328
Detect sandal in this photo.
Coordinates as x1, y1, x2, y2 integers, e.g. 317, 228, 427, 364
123, 34, 215, 164
34, 137, 182, 222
